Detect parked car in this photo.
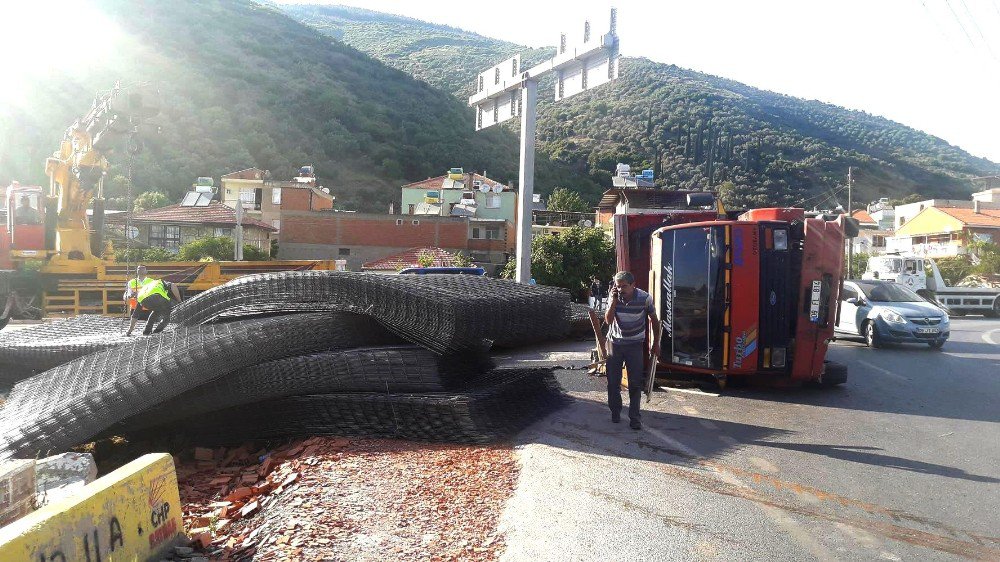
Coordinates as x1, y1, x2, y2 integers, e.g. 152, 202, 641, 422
835, 280, 950, 349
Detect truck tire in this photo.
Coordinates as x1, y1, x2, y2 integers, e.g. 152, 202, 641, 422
864, 320, 883, 348
821, 361, 848, 386
985, 298, 1000, 319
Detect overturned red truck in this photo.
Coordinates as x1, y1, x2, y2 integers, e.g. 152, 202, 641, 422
605, 189, 855, 387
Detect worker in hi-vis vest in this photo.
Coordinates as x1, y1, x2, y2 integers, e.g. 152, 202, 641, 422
124, 264, 155, 313
125, 265, 182, 336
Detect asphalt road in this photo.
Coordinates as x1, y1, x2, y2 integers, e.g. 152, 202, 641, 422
496, 317, 1000, 561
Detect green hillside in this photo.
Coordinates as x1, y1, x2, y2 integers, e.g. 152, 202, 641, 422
284, 4, 998, 209
0, 0, 598, 212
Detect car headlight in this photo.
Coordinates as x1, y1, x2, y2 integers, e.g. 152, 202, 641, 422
939, 315, 950, 325
881, 310, 906, 324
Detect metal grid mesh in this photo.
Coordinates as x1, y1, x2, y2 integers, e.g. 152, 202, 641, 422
0, 313, 393, 460
133, 368, 567, 444
171, 271, 571, 353
111, 345, 494, 433
0, 316, 131, 385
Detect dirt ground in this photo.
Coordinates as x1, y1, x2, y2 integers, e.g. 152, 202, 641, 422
174, 437, 518, 561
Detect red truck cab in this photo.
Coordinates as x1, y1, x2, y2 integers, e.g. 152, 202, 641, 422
649, 208, 849, 384
6, 183, 46, 252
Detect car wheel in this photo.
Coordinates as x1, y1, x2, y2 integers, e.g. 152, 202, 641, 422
864, 320, 882, 348
928, 340, 944, 350
821, 361, 848, 386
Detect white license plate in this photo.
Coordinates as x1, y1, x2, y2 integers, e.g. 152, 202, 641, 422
809, 280, 822, 321
917, 327, 939, 334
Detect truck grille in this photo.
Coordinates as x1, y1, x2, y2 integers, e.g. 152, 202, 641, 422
759, 235, 791, 367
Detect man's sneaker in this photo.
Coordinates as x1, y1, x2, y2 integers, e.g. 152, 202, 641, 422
630, 419, 642, 430
611, 411, 621, 423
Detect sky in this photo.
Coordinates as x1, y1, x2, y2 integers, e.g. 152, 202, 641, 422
283, 0, 1000, 165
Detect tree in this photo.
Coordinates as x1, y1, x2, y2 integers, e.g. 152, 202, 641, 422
451, 251, 472, 267
177, 236, 268, 261
501, 226, 614, 300
133, 191, 170, 212
545, 187, 591, 213
416, 250, 435, 268
114, 246, 176, 263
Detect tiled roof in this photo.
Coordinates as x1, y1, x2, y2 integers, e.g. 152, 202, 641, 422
221, 168, 265, 180
936, 207, 1000, 228
402, 172, 510, 191
851, 209, 876, 224
106, 202, 275, 231
362, 247, 460, 271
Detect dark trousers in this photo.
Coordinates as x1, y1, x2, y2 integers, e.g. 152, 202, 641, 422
142, 294, 172, 335
606, 341, 646, 422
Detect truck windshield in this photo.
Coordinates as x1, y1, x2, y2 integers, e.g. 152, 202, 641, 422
660, 226, 727, 369
859, 282, 923, 302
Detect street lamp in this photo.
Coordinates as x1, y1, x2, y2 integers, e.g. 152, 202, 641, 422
468, 8, 621, 283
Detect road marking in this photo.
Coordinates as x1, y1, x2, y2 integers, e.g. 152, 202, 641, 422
857, 359, 909, 382
698, 419, 720, 430
749, 457, 779, 474
683, 406, 700, 416
982, 328, 1000, 346
659, 386, 721, 397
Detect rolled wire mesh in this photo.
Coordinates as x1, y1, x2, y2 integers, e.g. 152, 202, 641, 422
0, 313, 394, 460
0, 316, 132, 385
111, 345, 494, 434
133, 368, 567, 445
171, 271, 571, 353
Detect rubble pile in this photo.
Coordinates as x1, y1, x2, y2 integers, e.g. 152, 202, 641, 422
174, 437, 516, 561
0, 272, 571, 458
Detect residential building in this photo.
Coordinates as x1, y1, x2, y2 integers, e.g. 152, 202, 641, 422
864, 198, 895, 230
887, 203, 1000, 256
220, 167, 335, 235
532, 210, 596, 237
894, 198, 1000, 230
400, 171, 516, 223
106, 200, 274, 252
972, 186, 1000, 203
362, 247, 464, 273
595, 188, 704, 228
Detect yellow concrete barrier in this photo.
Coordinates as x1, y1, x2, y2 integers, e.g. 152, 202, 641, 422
0, 453, 184, 561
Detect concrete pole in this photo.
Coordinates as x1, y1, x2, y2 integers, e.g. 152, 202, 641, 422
235, 201, 244, 261
515, 79, 538, 283
847, 166, 853, 278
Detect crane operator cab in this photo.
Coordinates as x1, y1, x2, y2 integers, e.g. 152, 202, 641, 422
5, 183, 46, 255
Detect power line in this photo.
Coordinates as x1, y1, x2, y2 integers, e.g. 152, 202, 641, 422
942, 0, 978, 48
958, 0, 998, 59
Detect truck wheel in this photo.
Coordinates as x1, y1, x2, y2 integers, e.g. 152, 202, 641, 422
864, 321, 882, 348
985, 299, 1000, 319
821, 361, 848, 386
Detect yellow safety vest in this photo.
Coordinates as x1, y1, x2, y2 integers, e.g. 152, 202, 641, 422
137, 279, 169, 303
128, 277, 155, 292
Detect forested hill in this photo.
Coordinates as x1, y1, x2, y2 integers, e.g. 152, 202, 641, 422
0, 0, 597, 212
284, 4, 998, 208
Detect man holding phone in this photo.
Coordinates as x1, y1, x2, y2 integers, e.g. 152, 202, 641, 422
604, 271, 660, 429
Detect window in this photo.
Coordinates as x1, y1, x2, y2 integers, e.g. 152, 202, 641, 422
214, 227, 232, 238
338, 248, 350, 256
472, 227, 481, 239
486, 228, 500, 239
473, 227, 501, 240
396, 219, 403, 226
271, 220, 280, 231
271, 188, 281, 205
486, 195, 501, 209
412, 220, 420, 225
149, 224, 181, 250
239, 188, 256, 205
408, 204, 415, 215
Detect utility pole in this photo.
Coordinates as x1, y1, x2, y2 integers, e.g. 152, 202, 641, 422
847, 166, 853, 278
468, 8, 620, 283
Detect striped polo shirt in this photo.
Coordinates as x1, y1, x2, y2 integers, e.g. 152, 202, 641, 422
608, 288, 655, 345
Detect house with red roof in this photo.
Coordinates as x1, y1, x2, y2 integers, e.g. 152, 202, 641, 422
890, 203, 1000, 256
107, 200, 275, 252
361, 247, 463, 272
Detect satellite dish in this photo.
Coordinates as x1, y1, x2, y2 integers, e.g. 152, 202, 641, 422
479, 184, 490, 193
491, 184, 503, 194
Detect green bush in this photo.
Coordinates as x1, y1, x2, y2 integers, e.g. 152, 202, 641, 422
114, 246, 177, 263
177, 237, 269, 261
501, 226, 614, 300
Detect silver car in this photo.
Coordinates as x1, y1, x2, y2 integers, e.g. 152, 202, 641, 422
835, 280, 950, 349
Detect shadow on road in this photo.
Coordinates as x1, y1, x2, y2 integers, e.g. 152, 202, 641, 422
753, 441, 1000, 484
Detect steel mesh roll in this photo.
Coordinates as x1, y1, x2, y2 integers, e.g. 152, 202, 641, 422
111, 345, 493, 433
133, 368, 567, 445
0, 313, 394, 460
171, 271, 571, 353
0, 316, 132, 385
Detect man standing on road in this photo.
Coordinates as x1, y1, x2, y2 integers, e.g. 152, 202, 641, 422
604, 271, 660, 430
125, 270, 182, 336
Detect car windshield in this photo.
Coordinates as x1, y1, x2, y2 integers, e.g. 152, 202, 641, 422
859, 283, 923, 303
